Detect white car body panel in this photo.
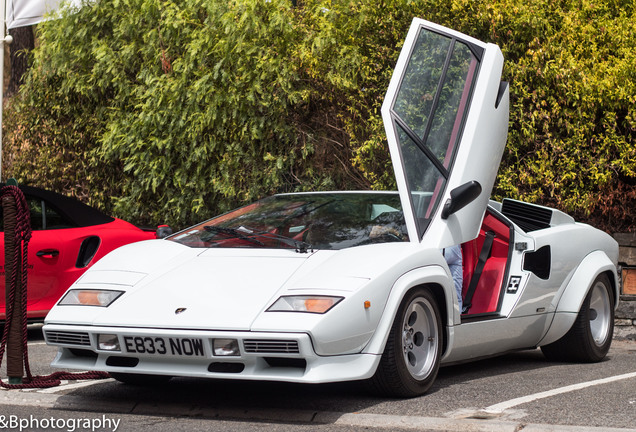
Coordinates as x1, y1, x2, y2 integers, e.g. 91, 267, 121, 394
538, 250, 619, 346
361, 262, 454, 356
94, 253, 307, 330
43, 18, 620, 392
442, 315, 548, 364
45, 324, 382, 383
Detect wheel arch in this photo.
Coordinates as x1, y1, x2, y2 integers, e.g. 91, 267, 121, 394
555, 251, 618, 314
363, 265, 455, 357
426, 283, 451, 357
538, 250, 618, 346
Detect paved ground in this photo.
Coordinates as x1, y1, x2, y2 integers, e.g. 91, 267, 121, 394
1, 331, 634, 432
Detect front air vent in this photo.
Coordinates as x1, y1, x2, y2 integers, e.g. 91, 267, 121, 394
501, 199, 552, 232
46, 331, 91, 346
106, 356, 139, 367
69, 348, 98, 358
208, 362, 245, 373
243, 340, 300, 354
264, 357, 307, 369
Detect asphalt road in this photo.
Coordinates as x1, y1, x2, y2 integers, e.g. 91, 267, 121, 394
0, 325, 635, 432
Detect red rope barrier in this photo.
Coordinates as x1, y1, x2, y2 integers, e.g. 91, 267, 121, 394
0, 185, 109, 389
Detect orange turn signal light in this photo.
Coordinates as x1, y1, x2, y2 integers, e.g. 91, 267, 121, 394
305, 298, 338, 313
78, 290, 101, 305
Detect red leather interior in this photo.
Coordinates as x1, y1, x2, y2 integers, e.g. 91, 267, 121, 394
460, 211, 510, 315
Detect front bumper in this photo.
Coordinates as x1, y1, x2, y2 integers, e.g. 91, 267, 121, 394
43, 324, 380, 383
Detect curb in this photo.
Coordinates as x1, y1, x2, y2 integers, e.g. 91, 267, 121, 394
1, 390, 631, 432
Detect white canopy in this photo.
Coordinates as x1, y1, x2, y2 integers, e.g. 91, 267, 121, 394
6, 0, 80, 29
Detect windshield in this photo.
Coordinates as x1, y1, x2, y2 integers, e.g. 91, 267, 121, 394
168, 193, 409, 250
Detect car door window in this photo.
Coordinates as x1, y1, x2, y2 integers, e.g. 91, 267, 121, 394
0, 195, 78, 231
27, 197, 75, 230
27, 197, 45, 230
390, 29, 480, 236
383, 19, 508, 248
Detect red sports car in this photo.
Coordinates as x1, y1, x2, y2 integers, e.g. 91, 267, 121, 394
1, 185, 163, 322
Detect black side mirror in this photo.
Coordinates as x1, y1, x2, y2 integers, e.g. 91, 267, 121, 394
441, 181, 482, 220
156, 225, 173, 239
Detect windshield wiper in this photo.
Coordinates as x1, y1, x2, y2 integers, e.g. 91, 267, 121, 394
238, 225, 313, 253
203, 225, 265, 246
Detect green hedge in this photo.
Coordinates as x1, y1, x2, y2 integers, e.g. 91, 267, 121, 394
3, 0, 635, 232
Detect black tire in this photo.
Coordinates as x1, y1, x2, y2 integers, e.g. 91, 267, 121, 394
541, 273, 614, 362
368, 287, 442, 397
109, 372, 172, 386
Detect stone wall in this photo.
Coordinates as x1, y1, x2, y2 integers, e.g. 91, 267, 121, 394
614, 233, 636, 340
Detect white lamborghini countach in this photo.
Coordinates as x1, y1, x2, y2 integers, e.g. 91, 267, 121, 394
43, 19, 619, 397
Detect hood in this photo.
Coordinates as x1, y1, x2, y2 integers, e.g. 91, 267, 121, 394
91, 247, 314, 330
47, 240, 432, 331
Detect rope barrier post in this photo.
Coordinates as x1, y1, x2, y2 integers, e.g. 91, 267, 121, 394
2, 192, 23, 384
0, 184, 110, 389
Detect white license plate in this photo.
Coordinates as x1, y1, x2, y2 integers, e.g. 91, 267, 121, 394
122, 336, 205, 357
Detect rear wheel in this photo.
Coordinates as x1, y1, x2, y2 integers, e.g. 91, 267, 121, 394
369, 287, 442, 397
109, 372, 172, 385
541, 273, 614, 362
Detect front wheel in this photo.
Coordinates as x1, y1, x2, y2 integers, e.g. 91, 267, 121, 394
541, 273, 614, 362
368, 287, 442, 397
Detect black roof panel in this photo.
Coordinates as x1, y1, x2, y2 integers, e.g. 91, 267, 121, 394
3, 184, 115, 227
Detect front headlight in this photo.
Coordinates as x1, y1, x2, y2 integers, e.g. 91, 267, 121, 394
267, 295, 343, 314
58, 289, 124, 307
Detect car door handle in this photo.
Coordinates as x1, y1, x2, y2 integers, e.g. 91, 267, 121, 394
36, 249, 60, 258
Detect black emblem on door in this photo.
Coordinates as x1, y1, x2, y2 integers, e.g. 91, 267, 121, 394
507, 276, 522, 293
